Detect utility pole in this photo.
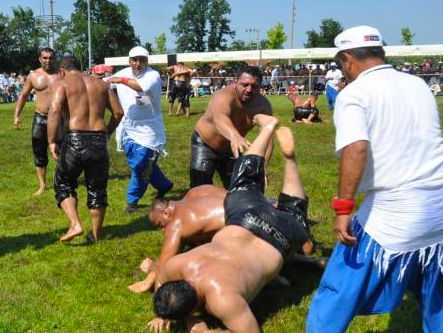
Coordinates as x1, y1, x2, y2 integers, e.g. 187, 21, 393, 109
291, 0, 296, 49
87, 0, 92, 70
256, 29, 260, 66
289, 0, 296, 65
48, 0, 54, 49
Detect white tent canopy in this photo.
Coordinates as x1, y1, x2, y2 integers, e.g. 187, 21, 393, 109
105, 45, 443, 66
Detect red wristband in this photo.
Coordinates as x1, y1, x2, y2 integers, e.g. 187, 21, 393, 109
120, 77, 129, 85
331, 197, 355, 215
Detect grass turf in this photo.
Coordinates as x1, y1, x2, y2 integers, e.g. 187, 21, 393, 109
0, 94, 441, 332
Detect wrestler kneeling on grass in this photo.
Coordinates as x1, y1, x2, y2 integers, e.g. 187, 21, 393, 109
148, 115, 312, 333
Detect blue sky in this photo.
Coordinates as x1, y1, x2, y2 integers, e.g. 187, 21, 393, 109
1, 0, 441, 51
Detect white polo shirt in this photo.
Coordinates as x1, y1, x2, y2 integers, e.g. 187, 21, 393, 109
113, 66, 166, 150
334, 64, 443, 252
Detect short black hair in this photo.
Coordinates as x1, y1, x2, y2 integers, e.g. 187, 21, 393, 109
149, 198, 169, 215
237, 65, 263, 82
154, 280, 198, 320
40, 47, 55, 56
336, 46, 385, 63
60, 55, 80, 70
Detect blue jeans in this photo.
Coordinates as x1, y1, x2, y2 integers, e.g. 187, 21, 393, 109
326, 85, 338, 109
124, 140, 172, 205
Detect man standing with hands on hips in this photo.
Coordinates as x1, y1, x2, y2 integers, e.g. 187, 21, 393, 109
107, 46, 173, 214
307, 26, 443, 333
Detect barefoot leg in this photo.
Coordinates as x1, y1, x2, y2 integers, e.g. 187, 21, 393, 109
33, 166, 47, 196
59, 196, 84, 242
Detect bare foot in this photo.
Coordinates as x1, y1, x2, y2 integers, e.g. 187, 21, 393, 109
302, 118, 313, 124
140, 257, 153, 273
276, 126, 295, 158
33, 186, 46, 196
60, 225, 83, 242
252, 114, 279, 129
86, 233, 97, 243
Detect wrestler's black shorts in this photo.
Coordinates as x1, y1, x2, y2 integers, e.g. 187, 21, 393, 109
175, 81, 190, 107
168, 81, 178, 104
292, 107, 320, 122
224, 154, 310, 258
189, 130, 237, 189
54, 131, 109, 209
32, 112, 49, 167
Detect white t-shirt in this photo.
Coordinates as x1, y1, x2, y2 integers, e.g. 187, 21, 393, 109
334, 64, 443, 252
113, 66, 166, 150
325, 68, 343, 91
190, 78, 201, 88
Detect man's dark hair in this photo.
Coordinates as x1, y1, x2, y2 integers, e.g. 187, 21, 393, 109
237, 65, 263, 82
40, 47, 55, 56
154, 280, 198, 319
60, 56, 81, 70
150, 198, 169, 214
336, 46, 385, 63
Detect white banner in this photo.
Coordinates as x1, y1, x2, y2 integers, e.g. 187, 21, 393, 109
105, 45, 443, 66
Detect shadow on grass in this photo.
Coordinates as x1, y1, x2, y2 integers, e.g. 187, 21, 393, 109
0, 230, 62, 256
253, 262, 324, 325
364, 292, 421, 333
107, 171, 131, 181
101, 214, 157, 240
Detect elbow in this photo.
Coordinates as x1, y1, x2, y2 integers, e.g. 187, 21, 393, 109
352, 140, 368, 155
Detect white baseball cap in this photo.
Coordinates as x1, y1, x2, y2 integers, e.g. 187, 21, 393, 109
330, 62, 337, 67
129, 46, 149, 58
334, 25, 383, 55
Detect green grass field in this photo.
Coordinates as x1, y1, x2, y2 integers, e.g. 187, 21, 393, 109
0, 94, 442, 333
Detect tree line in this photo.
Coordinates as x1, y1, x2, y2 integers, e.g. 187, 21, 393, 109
0, 0, 416, 73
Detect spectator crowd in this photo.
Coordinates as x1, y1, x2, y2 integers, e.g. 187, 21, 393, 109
2, 58, 442, 104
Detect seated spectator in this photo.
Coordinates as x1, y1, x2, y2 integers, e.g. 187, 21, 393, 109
190, 75, 202, 98
429, 72, 442, 96
201, 77, 212, 94
402, 62, 411, 74
290, 92, 321, 124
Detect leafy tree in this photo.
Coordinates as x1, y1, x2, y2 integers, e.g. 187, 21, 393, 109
3, 7, 45, 73
266, 22, 287, 49
171, 0, 208, 52
304, 18, 343, 48
227, 39, 249, 51
0, 14, 13, 72
61, 0, 139, 69
171, 0, 234, 52
400, 27, 415, 45
143, 42, 154, 55
154, 33, 167, 54
207, 0, 235, 51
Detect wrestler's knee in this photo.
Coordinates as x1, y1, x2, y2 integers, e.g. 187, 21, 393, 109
54, 172, 77, 207
87, 189, 108, 209
32, 138, 49, 167
190, 169, 213, 188
55, 189, 78, 208
34, 154, 49, 167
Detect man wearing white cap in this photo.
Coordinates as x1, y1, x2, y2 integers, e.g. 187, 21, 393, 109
324, 61, 342, 109
307, 26, 443, 333
107, 46, 173, 213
